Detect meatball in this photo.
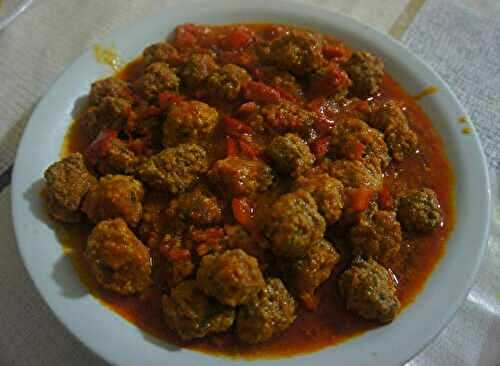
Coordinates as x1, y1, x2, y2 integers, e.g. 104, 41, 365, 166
350, 206, 402, 265
44, 153, 96, 223
344, 51, 384, 97
86, 218, 152, 294
143, 42, 180, 66
88, 77, 131, 106
329, 118, 390, 169
256, 66, 303, 99
267, 30, 325, 76
338, 257, 400, 323
87, 135, 138, 176
236, 278, 296, 344
138, 191, 170, 248
208, 156, 273, 197
326, 159, 383, 191
260, 102, 315, 135
266, 133, 315, 177
206, 64, 251, 101
163, 100, 219, 147
281, 239, 340, 305
81, 96, 133, 140
82, 175, 144, 227
136, 143, 208, 194
265, 190, 326, 258
133, 62, 180, 101
397, 188, 442, 232
162, 280, 235, 340
370, 100, 418, 161
309, 62, 352, 98
197, 249, 265, 306
294, 173, 344, 225
223, 225, 271, 270
165, 187, 223, 227
180, 53, 219, 90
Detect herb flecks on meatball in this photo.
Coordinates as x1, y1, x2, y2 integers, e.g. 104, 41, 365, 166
397, 188, 442, 232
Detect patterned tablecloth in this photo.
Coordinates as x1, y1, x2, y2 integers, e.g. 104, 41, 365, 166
1, 1, 498, 365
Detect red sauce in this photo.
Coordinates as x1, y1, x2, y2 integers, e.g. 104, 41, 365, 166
60, 24, 454, 359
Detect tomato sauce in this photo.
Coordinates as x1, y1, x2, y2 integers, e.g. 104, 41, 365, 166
59, 24, 454, 359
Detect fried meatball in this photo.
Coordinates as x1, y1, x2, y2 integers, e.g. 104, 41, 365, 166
162, 280, 235, 340
81, 96, 133, 140
267, 30, 325, 76
86, 218, 152, 294
163, 100, 219, 147
136, 143, 208, 194
370, 100, 418, 161
236, 278, 296, 344
338, 257, 400, 323
82, 175, 144, 227
397, 188, 442, 232
206, 64, 251, 101
180, 53, 219, 90
44, 153, 96, 223
256, 66, 303, 99
326, 159, 383, 191
260, 102, 315, 135
165, 187, 222, 227
281, 239, 340, 304
208, 156, 273, 197
88, 77, 131, 106
266, 133, 315, 177
143, 42, 180, 66
265, 190, 326, 258
344, 51, 384, 97
329, 118, 390, 169
138, 191, 170, 248
197, 249, 265, 306
133, 62, 180, 101
350, 207, 402, 265
294, 173, 344, 225
87, 136, 138, 176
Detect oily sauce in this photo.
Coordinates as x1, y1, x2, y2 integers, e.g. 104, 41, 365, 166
60, 25, 454, 359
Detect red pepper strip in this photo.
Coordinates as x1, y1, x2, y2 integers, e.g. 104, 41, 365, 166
85, 129, 117, 164
238, 139, 260, 159
349, 187, 374, 212
232, 198, 255, 229
165, 248, 191, 262
311, 137, 330, 159
244, 81, 282, 104
274, 85, 300, 104
378, 185, 394, 210
226, 136, 239, 156
223, 116, 253, 137
158, 91, 184, 110
349, 141, 366, 161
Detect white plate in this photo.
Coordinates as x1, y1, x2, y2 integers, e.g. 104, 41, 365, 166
0, 0, 32, 30
11, 1, 491, 365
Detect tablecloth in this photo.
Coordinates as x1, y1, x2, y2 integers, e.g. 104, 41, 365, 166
1, 0, 499, 365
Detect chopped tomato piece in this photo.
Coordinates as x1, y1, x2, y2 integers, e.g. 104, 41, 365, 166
311, 137, 330, 158
232, 198, 255, 229
378, 185, 394, 209
349, 187, 374, 212
165, 248, 191, 262
238, 139, 260, 159
222, 27, 254, 50
349, 141, 366, 161
244, 81, 282, 104
158, 92, 183, 109
223, 116, 253, 136
226, 136, 239, 156
85, 129, 117, 164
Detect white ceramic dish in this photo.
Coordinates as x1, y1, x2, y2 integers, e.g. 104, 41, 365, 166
11, 0, 491, 365
0, 0, 33, 30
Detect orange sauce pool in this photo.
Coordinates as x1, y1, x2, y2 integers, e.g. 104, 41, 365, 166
59, 25, 454, 359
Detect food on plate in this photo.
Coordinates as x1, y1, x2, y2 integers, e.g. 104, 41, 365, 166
42, 23, 452, 356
